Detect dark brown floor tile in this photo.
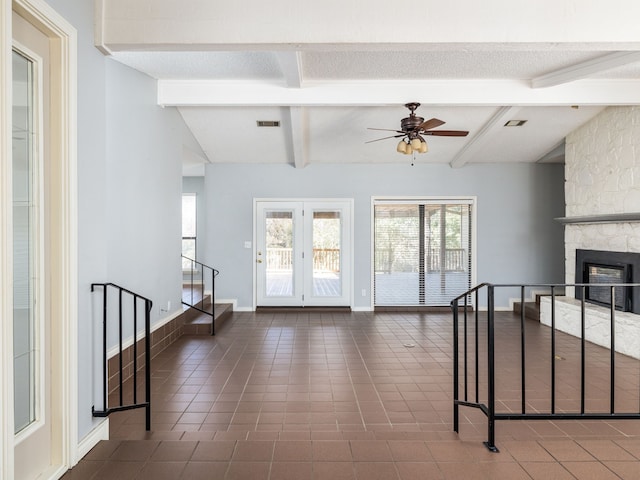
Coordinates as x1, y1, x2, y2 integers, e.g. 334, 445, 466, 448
270, 461, 313, 480
109, 440, 159, 461
562, 461, 621, 480
353, 462, 399, 480
135, 462, 187, 480
273, 440, 312, 461
577, 439, 637, 461
538, 440, 595, 461
149, 440, 197, 462
312, 440, 352, 461
225, 461, 271, 480
232, 440, 275, 461
92, 461, 144, 480
191, 441, 236, 461
179, 461, 229, 480
518, 462, 576, 480
387, 440, 432, 461
603, 461, 640, 480
312, 462, 356, 480
437, 462, 486, 480
59, 461, 105, 480
83, 441, 121, 461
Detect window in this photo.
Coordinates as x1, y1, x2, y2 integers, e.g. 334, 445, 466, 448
182, 193, 197, 269
374, 199, 474, 306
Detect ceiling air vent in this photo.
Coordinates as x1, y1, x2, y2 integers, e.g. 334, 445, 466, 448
256, 120, 280, 127
504, 120, 527, 127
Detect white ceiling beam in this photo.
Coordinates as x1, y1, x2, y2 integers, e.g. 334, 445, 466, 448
158, 79, 640, 107
275, 52, 303, 88
449, 106, 517, 168
532, 51, 640, 88
100, 0, 640, 49
283, 107, 309, 168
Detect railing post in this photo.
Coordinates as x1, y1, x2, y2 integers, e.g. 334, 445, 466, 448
520, 285, 526, 414
610, 286, 616, 415
214, 268, 216, 335
101, 286, 108, 412
485, 285, 498, 452
145, 298, 152, 431
452, 298, 459, 433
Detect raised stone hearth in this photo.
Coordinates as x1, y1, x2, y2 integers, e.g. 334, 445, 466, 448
540, 296, 640, 359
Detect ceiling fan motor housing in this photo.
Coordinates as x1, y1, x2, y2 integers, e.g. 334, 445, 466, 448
401, 115, 425, 133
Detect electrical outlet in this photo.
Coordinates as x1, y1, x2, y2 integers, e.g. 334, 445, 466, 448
167, 300, 171, 311
361, 289, 366, 297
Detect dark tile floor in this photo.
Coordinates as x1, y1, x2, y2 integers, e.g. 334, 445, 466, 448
62, 311, 640, 479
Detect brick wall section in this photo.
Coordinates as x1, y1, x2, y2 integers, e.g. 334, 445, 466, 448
107, 312, 184, 394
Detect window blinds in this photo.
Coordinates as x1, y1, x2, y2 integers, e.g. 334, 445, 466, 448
374, 200, 473, 306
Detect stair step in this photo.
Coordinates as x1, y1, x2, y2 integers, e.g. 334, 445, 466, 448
183, 303, 233, 335
513, 301, 540, 321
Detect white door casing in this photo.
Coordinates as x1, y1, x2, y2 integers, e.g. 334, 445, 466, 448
1, 0, 77, 478
255, 199, 353, 308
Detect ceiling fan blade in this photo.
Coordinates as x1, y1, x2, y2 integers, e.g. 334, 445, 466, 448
417, 118, 446, 131
365, 134, 406, 144
368, 127, 405, 134
423, 130, 469, 137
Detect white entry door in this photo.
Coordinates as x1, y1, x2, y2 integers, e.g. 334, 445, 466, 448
256, 200, 352, 307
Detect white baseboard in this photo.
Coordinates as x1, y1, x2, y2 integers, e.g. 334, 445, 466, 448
216, 298, 238, 310
352, 306, 373, 312
74, 418, 109, 464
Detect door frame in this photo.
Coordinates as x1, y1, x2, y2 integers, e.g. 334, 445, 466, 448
253, 198, 354, 310
1, 0, 77, 478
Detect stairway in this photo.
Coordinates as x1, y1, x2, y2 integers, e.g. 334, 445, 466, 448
182, 289, 233, 335
512, 293, 545, 321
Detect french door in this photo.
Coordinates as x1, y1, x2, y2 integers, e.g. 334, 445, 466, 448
256, 200, 352, 307
6, 2, 76, 478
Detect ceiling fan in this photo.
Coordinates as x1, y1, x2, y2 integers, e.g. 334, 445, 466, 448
367, 102, 469, 154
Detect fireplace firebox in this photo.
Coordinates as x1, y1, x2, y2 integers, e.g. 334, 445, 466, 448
575, 249, 640, 313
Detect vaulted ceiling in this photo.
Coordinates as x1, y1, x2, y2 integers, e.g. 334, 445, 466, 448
97, 1, 640, 175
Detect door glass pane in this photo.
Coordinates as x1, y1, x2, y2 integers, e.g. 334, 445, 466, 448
13, 50, 37, 433
312, 211, 341, 297
265, 211, 294, 297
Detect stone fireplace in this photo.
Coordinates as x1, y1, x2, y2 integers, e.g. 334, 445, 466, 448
539, 106, 640, 360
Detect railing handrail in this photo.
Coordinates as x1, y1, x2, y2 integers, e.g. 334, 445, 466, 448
452, 281, 640, 452
90, 282, 152, 431
91, 282, 154, 305
181, 255, 219, 277
181, 255, 219, 335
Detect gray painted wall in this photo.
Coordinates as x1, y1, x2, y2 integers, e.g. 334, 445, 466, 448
44, 0, 185, 442
204, 162, 565, 309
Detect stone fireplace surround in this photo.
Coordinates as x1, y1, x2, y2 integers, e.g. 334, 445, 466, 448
540, 219, 640, 360
539, 106, 640, 360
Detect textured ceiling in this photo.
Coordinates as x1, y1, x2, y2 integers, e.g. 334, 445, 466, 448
107, 31, 640, 175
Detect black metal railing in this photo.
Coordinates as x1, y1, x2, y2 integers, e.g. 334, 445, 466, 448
91, 282, 152, 430
182, 255, 219, 335
451, 282, 640, 452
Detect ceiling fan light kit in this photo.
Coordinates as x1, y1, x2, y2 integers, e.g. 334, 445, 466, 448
368, 102, 468, 155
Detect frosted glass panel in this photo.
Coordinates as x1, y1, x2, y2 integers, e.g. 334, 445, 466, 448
13, 50, 37, 433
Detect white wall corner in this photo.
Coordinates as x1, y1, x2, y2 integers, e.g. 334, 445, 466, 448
74, 418, 109, 464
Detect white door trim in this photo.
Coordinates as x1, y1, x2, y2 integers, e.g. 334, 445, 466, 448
1, 0, 77, 477
253, 198, 354, 310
